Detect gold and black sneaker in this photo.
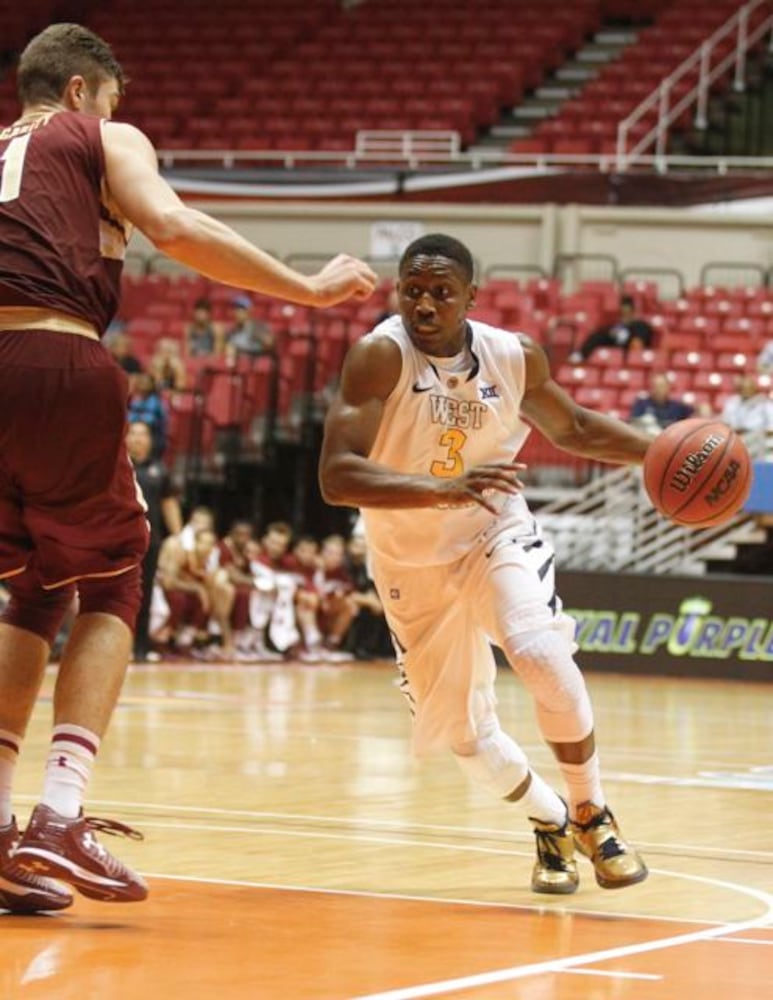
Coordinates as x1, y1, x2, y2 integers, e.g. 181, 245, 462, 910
570, 801, 648, 890
530, 816, 579, 895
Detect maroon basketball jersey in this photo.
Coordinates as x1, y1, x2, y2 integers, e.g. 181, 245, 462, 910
0, 110, 131, 334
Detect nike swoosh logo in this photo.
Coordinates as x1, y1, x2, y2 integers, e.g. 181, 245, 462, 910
412, 382, 432, 393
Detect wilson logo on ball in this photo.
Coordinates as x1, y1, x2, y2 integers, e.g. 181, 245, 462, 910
669, 432, 724, 493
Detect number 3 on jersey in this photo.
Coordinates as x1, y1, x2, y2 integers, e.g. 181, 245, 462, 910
430, 428, 468, 478
0, 134, 31, 203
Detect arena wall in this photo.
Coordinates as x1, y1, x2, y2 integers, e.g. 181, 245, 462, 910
128, 200, 773, 287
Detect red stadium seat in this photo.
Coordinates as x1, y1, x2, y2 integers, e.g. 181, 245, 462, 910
601, 368, 647, 390
715, 351, 753, 373
574, 386, 619, 411
556, 365, 601, 388
670, 350, 716, 372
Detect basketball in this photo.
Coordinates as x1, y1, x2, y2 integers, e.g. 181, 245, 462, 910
643, 418, 752, 528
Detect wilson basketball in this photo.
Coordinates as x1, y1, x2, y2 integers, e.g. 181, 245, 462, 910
643, 418, 752, 528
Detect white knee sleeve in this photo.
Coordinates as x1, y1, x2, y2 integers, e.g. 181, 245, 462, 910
452, 717, 529, 799
504, 629, 594, 743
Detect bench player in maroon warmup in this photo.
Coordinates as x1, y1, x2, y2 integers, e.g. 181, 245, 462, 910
0, 23, 376, 911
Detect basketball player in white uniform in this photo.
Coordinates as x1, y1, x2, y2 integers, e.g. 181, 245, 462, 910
319, 234, 654, 893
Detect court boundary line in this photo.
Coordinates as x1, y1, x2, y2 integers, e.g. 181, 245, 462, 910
137, 829, 772, 932
15, 795, 771, 865
346, 869, 773, 1000
141, 868, 764, 927
138, 869, 772, 1000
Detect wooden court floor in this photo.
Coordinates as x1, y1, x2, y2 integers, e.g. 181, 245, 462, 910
1, 659, 771, 999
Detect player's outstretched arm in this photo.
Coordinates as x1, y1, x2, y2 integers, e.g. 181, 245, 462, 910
319, 337, 524, 512
519, 335, 651, 464
102, 123, 377, 307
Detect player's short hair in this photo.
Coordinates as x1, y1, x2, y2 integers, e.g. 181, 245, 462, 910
17, 23, 125, 105
620, 294, 635, 309
264, 521, 292, 538
399, 234, 475, 283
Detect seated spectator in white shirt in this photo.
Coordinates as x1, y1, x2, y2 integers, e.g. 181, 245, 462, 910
721, 374, 773, 433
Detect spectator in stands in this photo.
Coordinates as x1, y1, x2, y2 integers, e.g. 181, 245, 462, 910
128, 372, 168, 456
568, 296, 655, 363
185, 297, 225, 357
148, 336, 187, 391
721, 374, 773, 434
108, 331, 143, 380
629, 373, 693, 433
126, 421, 183, 662
343, 533, 392, 661
225, 294, 275, 357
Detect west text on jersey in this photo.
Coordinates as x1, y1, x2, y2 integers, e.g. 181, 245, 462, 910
429, 394, 487, 430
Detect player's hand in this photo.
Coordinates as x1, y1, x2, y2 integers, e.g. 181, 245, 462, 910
309, 254, 378, 307
434, 462, 526, 514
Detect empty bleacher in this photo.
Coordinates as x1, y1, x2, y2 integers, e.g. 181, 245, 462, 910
0, 0, 603, 154
0, 0, 765, 166
510, 0, 763, 156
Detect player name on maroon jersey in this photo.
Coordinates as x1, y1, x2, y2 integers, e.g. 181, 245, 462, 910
0, 110, 130, 334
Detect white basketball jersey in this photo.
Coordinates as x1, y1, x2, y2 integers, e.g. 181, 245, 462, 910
362, 315, 533, 566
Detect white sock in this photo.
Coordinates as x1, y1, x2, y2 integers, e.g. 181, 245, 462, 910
41, 724, 100, 819
0, 728, 21, 826
559, 751, 605, 816
518, 770, 568, 827
300, 620, 322, 650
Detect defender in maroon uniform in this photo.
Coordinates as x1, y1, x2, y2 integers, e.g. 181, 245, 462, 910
0, 23, 377, 912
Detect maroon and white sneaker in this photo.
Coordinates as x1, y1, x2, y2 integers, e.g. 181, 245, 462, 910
8, 804, 148, 903
0, 817, 73, 913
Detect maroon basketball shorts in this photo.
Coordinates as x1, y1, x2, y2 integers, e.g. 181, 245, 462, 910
163, 589, 209, 631
231, 583, 252, 630
0, 330, 149, 589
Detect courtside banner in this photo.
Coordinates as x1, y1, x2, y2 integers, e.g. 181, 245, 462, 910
556, 571, 773, 681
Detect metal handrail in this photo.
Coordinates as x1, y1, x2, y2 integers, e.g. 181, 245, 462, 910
483, 263, 549, 281
354, 129, 461, 159
158, 147, 773, 179
553, 253, 619, 284
537, 463, 757, 576
699, 260, 768, 287
619, 266, 686, 299
616, 0, 773, 172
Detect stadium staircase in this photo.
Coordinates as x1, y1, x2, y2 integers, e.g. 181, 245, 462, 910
473, 23, 640, 159
508, 0, 758, 158
536, 461, 766, 576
